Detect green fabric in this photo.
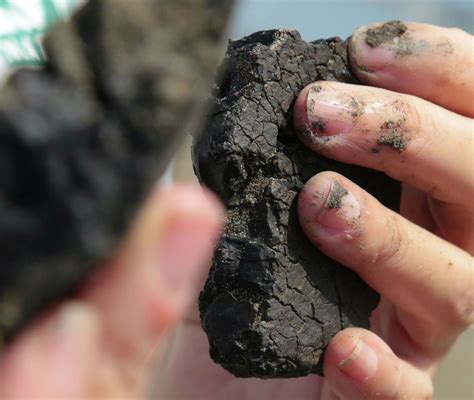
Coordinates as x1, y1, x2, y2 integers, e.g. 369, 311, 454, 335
0, 0, 79, 74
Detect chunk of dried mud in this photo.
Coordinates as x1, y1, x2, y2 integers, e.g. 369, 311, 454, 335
193, 29, 401, 378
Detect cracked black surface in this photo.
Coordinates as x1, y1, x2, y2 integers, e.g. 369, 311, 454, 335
193, 30, 401, 378
0, 0, 234, 344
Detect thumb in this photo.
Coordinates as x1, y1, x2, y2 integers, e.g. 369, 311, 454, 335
79, 183, 225, 397
323, 328, 433, 400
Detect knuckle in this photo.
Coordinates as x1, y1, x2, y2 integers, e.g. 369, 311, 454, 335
388, 94, 427, 159
374, 213, 407, 266
449, 282, 474, 328
403, 96, 425, 146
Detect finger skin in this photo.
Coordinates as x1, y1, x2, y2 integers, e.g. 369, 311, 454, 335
427, 198, 474, 254
0, 184, 224, 399
297, 172, 474, 355
293, 81, 474, 206
323, 328, 433, 400
400, 184, 438, 234
0, 302, 101, 399
349, 21, 474, 117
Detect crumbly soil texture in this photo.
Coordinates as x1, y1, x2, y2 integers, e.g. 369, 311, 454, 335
365, 20, 407, 48
193, 30, 401, 378
0, 0, 234, 344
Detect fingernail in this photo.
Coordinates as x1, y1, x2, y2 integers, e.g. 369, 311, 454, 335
305, 83, 362, 137
350, 21, 427, 72
308, 178, 361, 238
335, 337, 378, 382
47, 303, 100, 373
52, 303, 99, 349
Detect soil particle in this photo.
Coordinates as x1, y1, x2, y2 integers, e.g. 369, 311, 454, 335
381, 120, 397, 130
349, 97, 364, 119
395, 39, 428, 57
311, 119, 326, 134
365, 21, 408, 48
434, 41, 455, 56
327, 181, 348, 209
353, 62, 374, 74
300, 127, 334, 148
378, 134, 406, 151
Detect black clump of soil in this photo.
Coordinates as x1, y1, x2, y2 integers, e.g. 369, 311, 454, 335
0, 0, 234, 345
193, 30, 401, 378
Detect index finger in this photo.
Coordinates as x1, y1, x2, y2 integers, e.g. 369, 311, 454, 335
349, 21, 474, 117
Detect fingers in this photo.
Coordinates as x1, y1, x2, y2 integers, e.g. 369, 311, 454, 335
348, 21, 474, 117
298, 172, 474, 354
323, 328, 433, 400
399, 184, 438, 233
79, 184, 224, 396
0, 302, 101, 399
293, 81, 474, 206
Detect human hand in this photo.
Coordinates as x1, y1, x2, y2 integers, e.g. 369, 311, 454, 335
294, 21, 474, 399
137, 21, 474, 400
0, 184, 224, 399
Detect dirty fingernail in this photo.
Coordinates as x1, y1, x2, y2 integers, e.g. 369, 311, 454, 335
350, 21, 425, 72
335, 337, 378, 382
303, 83, 362, 137
300, 175, 361, 242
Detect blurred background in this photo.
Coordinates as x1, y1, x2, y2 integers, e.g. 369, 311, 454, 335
173, 1, 474, 399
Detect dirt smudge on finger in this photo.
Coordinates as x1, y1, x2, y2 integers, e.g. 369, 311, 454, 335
434, 41, 455, 56
311, 119, 327, 134
378, 134, 406, 151
349, 97, 365, 119
326, 181, 348, 209
365, 20, 428, 57
365, 21, 408, 48
375, 99, 413, 152
377, 119, 408, 151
